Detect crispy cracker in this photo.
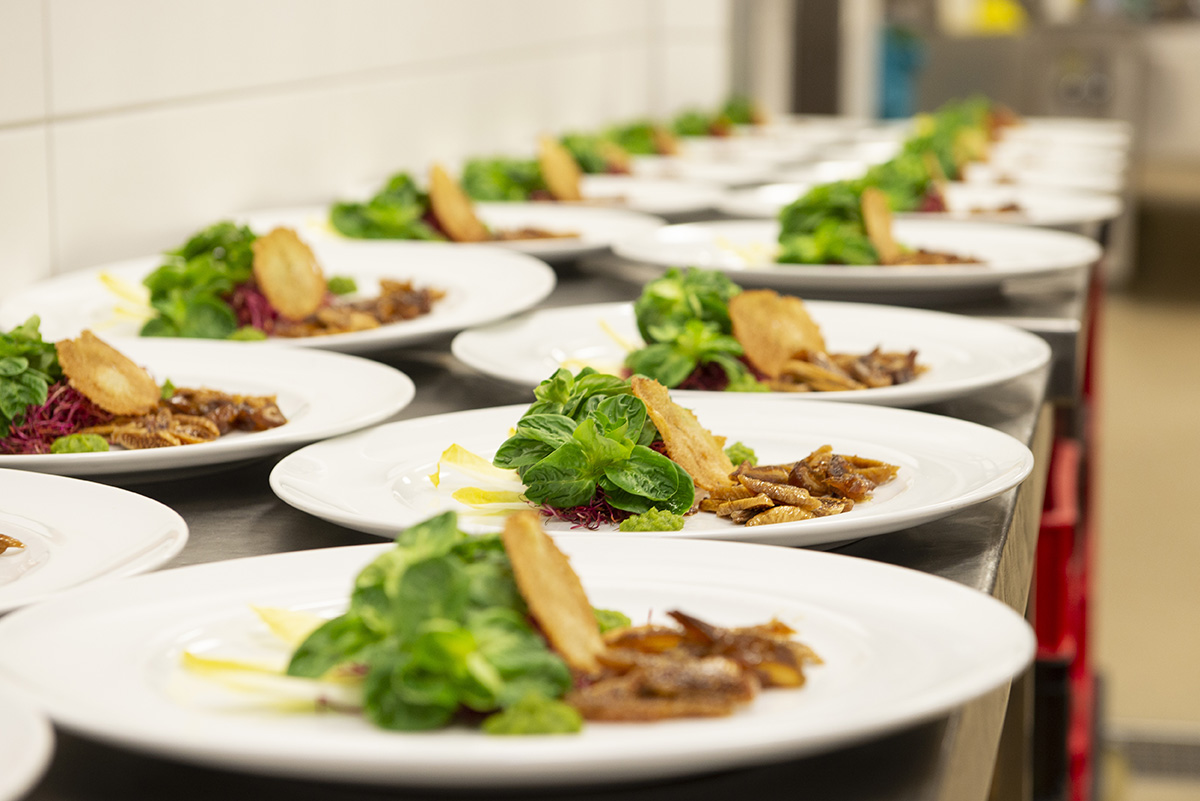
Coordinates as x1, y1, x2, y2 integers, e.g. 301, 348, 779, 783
251, 227, 326, 320
500, 511, 606, 675
728, 290, 827, 379
860, 187, 900, 264
630, 376, 734, 491
428, 163, 490, 243
55, 330, 160, 415
538, 136, 583, 201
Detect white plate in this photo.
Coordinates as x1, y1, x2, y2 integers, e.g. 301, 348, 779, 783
0, 240, 556, 355
675, 135, 821, 166
962, 162, 1124, 194
774, 159, 873, 185
999, 117, 1132, 149
0, 682, 53, 801
630, 155, 776, 187
0, 536, 1035, 787
242, 204, 664, 263
610, 218, 1100, 293
578, 174, 724, 216
0, 339, 415, 478
450, 300, 1050, 407
719, 181, 1122, 228
268, 397, 1033, 547
0, 468, 188, 612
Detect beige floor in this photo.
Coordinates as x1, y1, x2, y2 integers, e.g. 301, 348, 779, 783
1095, 286, 1200, 801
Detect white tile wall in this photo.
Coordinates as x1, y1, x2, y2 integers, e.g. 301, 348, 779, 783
0, 126, 52, 300
0, 0, 729, 283
0, 0, 46, 126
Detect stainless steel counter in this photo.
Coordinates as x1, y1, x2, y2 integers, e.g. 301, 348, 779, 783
20, 258, 1075, 801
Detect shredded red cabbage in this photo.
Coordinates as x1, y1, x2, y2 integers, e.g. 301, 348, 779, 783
226, 282, 279, 332
676, 361, 733, 391
0, 382, 113, 455
919, 190, 948, 213
540, 488, 633, 530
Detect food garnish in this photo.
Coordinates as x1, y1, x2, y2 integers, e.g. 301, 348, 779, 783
537, 136, 584, 202
0, 533, 24, 555
0, 319, 286, 455
624, 268, 926, 393
182, 510, 820, 731
136, 221, 443, 340
429, 164, 492, 243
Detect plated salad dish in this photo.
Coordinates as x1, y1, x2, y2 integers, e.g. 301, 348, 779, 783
332, 164, 578, 243
181, 510, 820, 734
435, 368, 899, 532
623, 268, 924, 393
0, 319, 285, 456
124, 221, 443, 341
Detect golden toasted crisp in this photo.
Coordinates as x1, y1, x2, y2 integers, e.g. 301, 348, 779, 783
55, 331, 160, 415
652, 126, 679, 156
728, 290, 827, 379
251, 227, 326, 321
600, 141, 632, 173
630, 376, 734, 491
538, 136, 583, 201
860, 186, 900, 264
500, 511, 606, 675
428, 163, 490, 243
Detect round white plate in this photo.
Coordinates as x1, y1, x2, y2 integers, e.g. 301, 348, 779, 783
675, 135, 821, 166
0, 240, 556, 355
0, 339, 415, 478
450, 300, 1050, 407
719, 181, 1122, 228
0, 536, 1035, 787
242, 204, 664, 263
986, 142, 1127, 174
774, 159, 873, 185
0, 682, 54, 800
0, 468, 188, 612
268, 397, 1033, 547
630, 155, 776, 187
610, 218, 1101, 293
999, 117, 1132, 149
962, 162, 1124, 194
578, 174, 725, 216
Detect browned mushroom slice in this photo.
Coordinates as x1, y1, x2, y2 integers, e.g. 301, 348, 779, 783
0, 534, 24, 555
251, 227, 326, 321
714, 493, 774, 518
538, 136, 583, 201
428, 163, 490, 243
55, 331, 160, 416
735, 475, 821, 511
745, 505, 815, 526
500, 510, 606, 675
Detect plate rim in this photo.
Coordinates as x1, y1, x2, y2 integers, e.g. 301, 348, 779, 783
449, 298, 1052, 407
267, 397, 1035, 546
0, 340, 416, 477
0, 536, 1036, 787
0, 467, 189, 612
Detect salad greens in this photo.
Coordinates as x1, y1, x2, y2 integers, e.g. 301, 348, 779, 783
492, 368, 695, 517
624, 268, 765, 391
329, 173, 445, 241
286, 511, 579, 733
460, 157, 545, 202
721, 95, 760, 126
560, 133, 614, 174
0, 316, 62, 438
140, 222, 259, 339
777, 180, 879, 266
671, 107, 731, 138
605, 120, 663, 156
